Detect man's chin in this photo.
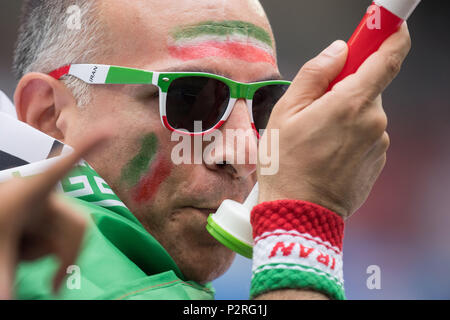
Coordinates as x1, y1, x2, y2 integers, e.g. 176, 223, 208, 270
179, 244, 236, 284
147, 208, 237, 282
163, 230, 236, 283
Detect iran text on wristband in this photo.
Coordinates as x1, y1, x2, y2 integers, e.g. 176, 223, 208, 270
250, 199, 345, 300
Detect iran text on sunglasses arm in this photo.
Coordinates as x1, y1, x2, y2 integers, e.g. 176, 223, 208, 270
8, 0, 411, 300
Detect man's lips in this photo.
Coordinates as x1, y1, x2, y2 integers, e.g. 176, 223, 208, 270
182, 206, 218, 216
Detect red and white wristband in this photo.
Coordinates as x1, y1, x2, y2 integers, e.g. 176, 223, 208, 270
250, 199, 345, 300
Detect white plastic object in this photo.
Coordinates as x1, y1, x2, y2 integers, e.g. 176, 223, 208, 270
206, 183, 259, 258
374, 0, 421, 20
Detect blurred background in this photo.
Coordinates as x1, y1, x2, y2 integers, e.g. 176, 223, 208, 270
1, 0, 450, 299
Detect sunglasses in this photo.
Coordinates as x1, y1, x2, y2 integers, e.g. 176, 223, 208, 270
49, 64, 291, 136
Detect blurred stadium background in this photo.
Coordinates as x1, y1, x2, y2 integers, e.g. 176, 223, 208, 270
1, 0, 449, 299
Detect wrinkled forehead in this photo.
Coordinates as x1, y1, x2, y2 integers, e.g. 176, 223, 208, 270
98, 0, 276, 71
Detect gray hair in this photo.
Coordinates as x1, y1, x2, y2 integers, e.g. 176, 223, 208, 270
13, 0, 108, 106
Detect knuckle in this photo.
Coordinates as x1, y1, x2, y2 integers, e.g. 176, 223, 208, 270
368, 112, 388, 138
401, 26, 412, 52
378, 153, 387, 170
404, 33, 412, 52
381, 132, 391, 151
300, 60, 329, 86
342, 91, 382, 122
329, 92, 387, 141
354, 110, 388, 142
356, 94, 374, 110
302, 59, 326, 76
385, 52, 404, 78
376, 111, 388, 132
346, 94, 374, 116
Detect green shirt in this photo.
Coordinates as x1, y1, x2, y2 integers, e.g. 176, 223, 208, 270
14, 161, 215, 300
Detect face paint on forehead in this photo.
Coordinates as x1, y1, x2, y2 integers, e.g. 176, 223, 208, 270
171, 21, 273, 47
168, 20, 276, 66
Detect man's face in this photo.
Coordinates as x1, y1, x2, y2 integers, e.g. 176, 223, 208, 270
62, 0, 280, 283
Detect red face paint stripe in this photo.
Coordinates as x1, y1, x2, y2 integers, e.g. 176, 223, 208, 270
168, 41, 276, 66
132, 153, 172, 204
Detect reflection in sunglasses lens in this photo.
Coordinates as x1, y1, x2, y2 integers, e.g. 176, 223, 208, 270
166, 77, 230, 133
252, 84, 289, 131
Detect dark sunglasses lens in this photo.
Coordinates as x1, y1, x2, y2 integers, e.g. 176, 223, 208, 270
166, 77, 230, 133
252, 84, 289, 131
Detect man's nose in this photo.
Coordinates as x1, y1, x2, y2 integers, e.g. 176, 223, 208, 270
203, 99, 258, 180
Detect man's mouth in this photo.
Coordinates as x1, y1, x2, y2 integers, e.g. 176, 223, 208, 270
182, 206, 218, 217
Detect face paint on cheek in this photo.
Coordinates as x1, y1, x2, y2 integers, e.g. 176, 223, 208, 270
131, 153, 172, 204
120, 133, 172, 204
121, 133, 159, 186
169, 20, 276, 66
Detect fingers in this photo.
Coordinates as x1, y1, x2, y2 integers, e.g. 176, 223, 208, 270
29, 126, 112, 196
278, 40, 348, 113
357, 95, 388, 144
47, 194, 87, 294
334, 23, 411, 102
366, 131, 391, 160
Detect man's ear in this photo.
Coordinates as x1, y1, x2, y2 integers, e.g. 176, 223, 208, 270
14, 73, 76, 141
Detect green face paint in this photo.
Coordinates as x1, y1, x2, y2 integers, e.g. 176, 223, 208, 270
169, 20, 276, 66
171, 20, 274, 48
121, 133, 159, 187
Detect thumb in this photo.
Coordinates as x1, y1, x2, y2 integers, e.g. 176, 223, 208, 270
280, 40, 348, 113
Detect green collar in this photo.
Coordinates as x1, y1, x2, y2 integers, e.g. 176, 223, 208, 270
61, 161, 185, 281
